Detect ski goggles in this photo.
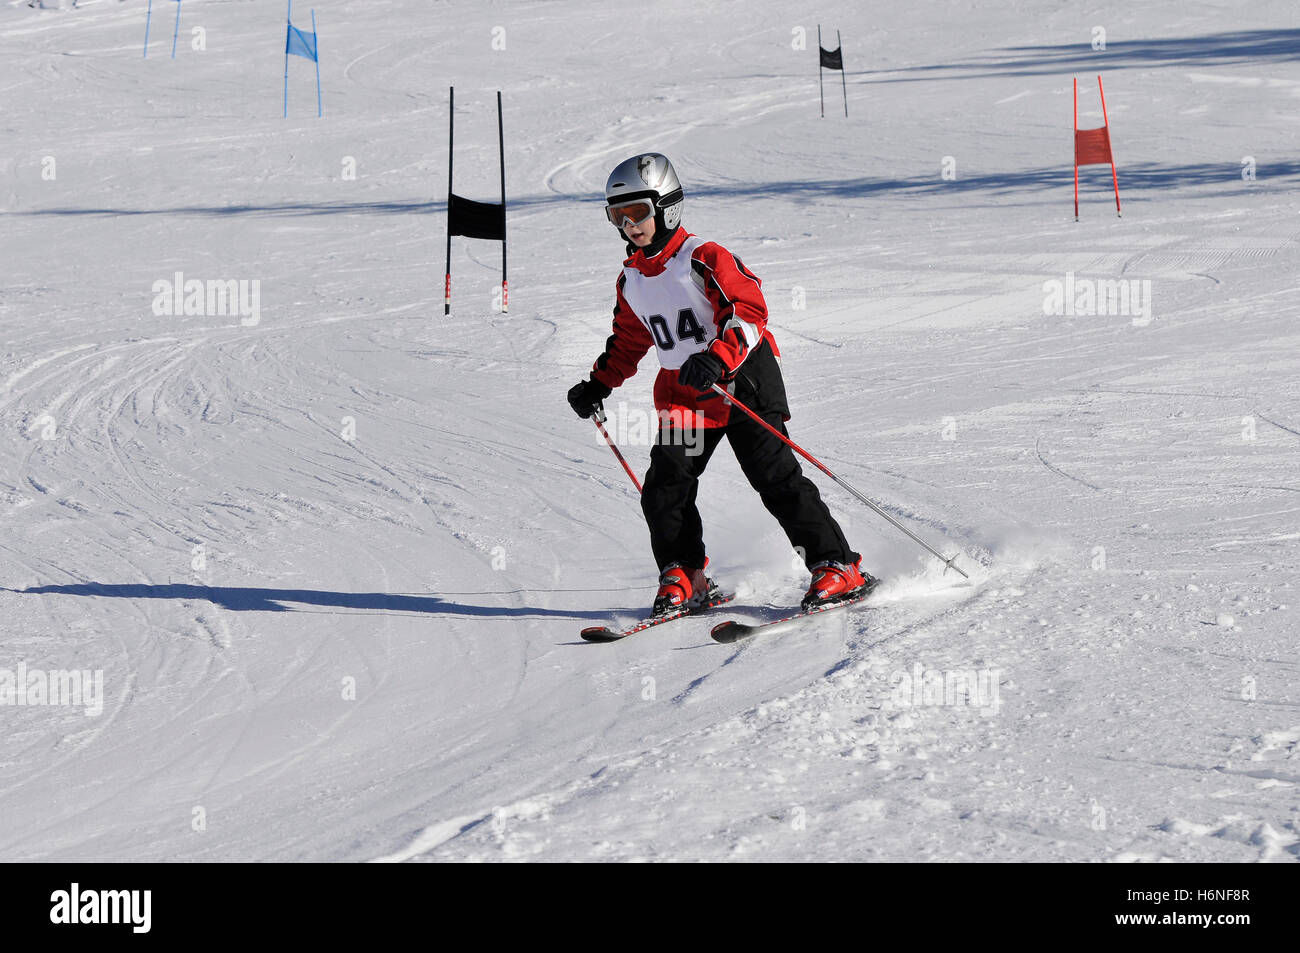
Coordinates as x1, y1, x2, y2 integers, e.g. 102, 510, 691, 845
606, 198, 656, 227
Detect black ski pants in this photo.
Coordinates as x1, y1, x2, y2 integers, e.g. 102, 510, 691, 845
640, 407, 858, 574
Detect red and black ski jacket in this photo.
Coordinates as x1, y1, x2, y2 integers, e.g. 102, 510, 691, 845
590, 228, 789, 430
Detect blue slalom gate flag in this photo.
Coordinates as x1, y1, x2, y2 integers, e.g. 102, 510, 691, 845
283, 0, 322, 118
286, 23, 318, 62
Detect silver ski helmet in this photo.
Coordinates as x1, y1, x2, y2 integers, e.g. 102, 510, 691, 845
604, 153, 684, 235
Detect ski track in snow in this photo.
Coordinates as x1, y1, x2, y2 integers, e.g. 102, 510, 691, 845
1, 0, 1297, 861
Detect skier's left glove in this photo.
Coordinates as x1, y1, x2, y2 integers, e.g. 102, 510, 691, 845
678, 351, 728, 393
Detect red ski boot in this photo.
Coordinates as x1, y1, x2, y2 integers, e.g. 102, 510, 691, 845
802, 558, 876, 611
652, 560, 722, 617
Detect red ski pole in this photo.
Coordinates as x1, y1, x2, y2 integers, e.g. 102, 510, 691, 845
592, 404, 643, 494
709, 384, 968, 578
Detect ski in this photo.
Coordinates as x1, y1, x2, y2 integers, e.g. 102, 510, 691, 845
710, 582, 879, 644
580, 592, 735, 642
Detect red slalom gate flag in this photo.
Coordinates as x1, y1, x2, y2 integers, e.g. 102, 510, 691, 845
1074, 76, 1121, 220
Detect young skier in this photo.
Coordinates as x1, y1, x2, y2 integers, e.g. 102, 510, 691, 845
567, 153, 875, 617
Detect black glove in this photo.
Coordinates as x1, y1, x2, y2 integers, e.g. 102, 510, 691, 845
678, 351, 728, 393
567, 378, 612, 419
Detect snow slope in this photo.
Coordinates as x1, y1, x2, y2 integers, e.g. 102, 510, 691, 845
1, 0, 1297, 862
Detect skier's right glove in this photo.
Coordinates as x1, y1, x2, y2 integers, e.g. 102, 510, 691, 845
567, 378, 612, 419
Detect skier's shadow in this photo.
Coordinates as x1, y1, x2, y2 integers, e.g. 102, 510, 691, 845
4, 583, 624, 621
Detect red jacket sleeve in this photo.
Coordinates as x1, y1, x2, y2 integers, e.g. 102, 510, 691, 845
590, 273, 654, 390
691, 242, 767, 373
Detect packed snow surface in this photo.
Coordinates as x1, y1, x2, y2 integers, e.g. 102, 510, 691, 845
1, 0, 1297, 861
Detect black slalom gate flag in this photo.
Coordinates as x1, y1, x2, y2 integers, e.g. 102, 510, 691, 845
817, 26, 848, 117
445, 87, 509, 315
447, 194, 505, 241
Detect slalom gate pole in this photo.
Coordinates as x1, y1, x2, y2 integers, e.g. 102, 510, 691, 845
592, 404, 643, 494
445, 86, 454, 315
1073, 77, 1079, 221
497, 90, 508, 313
1097, 76, 1120, 217
709, 384, 968, 578
284, 0, 292, 119
838, 29, 847, 117
312, 9, 322, 119
818, 24, 825, 118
